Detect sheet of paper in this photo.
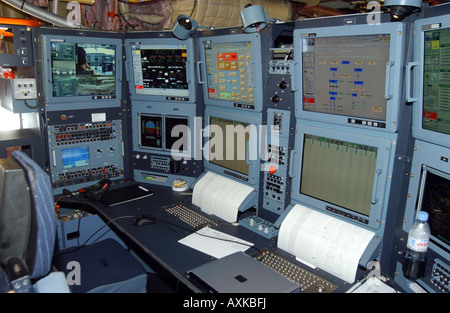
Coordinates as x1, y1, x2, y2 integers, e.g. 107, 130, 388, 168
277, 204, 375, 284
351, 277, 397, 293
178, 227, 254, 259
192, 171, 254, 223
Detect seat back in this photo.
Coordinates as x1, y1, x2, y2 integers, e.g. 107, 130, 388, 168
0, 157, 33, 273
4, 151, 56, 279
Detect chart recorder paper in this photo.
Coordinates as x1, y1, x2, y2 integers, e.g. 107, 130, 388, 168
192, 171, 254, 223
277, 204, 375, 284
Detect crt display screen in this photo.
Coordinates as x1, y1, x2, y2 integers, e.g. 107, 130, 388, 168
422, 28, 450, 136
139, 115, 163, 149
130, 44, 189, 98
420, 170, 450, 247
301, 34, 390, 122
50, 42, 116, 99
208, 116, 250, 176
300, 134, 378, 217
203, 41, 254, 104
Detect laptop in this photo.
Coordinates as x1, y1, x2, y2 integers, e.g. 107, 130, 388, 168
187, 252, 300, 293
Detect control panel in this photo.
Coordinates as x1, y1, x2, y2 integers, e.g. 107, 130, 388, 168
239, 215, 279, 239
48, 120, 124, 193
0, 25, 35, 67
429, 259, 450, 293
133, 151, 202, 187
262, 107, 293, 215
11, 78, 37, 100
269, 59, 293, 75
0, 78, 38, 113
258, 44, 295, 217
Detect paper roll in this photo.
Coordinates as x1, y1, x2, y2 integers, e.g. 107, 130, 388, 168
192, 172, 253, 223
277, 204, 375, 284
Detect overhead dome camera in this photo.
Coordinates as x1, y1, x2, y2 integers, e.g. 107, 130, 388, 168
384, 0, 423, 21
171, 15, 199, 40
240, 4, 271, 33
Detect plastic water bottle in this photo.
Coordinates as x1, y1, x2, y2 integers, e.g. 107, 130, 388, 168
403, 211, 430, 280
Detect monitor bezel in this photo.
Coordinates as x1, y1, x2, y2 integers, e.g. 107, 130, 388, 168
293, 22, 406, 133
404, 139, 450, 253
198, 33, 264, 112
41, 34, 123, 110
203, 106, 262, 187
411, 15, 450, 148
290, 120, 395, 230
136, 112, 191, 155
124, 37, 197, 103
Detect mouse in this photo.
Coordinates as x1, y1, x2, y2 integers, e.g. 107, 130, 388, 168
133, 214, 157, 226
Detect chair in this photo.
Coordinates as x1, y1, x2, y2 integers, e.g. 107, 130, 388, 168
0, 151, 147, 293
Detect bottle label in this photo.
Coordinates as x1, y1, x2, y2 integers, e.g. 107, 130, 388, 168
407, 237, 429, 252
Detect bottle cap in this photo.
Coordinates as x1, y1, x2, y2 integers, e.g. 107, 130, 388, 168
417, 211, 429, 222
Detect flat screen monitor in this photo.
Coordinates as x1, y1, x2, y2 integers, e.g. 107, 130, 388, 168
203, 107, 262, 185
293, 22, 405, 132
291, 121, 395, 230
209, 116, 250, 176
405, 139, 450, 255
199, 34, 264, 111
41, 34, 122, 110
124, 37, 196, 103
138, 113, 189, 153
419, 167, 450, 250
411, 14, 450, 148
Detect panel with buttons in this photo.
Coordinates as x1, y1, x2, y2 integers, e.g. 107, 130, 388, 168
430, 259, 450, 293
12, 78, 37, 100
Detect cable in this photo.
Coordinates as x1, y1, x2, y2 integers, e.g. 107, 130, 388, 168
54, 215, 136, 256
23, 99, 39, 110
189, 0, 197, 18
155, 216, 264, 256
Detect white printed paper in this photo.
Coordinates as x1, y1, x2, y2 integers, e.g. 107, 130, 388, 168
192, 171, 254, 223
278, 204, 375, 284
178, 227, 254, 259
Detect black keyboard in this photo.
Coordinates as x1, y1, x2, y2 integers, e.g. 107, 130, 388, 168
165, 203, 219, 229
254, 249, 338, 293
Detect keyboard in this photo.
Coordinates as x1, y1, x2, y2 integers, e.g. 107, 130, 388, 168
165, 203, 219, 229
254, 249, 338, 293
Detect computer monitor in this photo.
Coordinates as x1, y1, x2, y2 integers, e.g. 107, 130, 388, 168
410, 14, 450, 148
198, 33, 264, 111
293, 22, 405, 132
203, 107, 262, 186
40, 32, 122, 110
137, 113, 189, 154
124, 37, 197, 103
404, 139, 450, 257
419, 167, 450, 250
290, 120, 396, 230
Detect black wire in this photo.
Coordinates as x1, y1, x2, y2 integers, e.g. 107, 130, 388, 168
23, 100, 40, 109
54, 215, 136, 256
155, 217, 264, 256
189, 0, 197, 18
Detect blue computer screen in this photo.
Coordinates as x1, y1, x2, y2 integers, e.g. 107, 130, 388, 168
61, 146, 90, 169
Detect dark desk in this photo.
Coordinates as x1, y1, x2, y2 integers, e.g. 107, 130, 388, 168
59, 181, 350, 293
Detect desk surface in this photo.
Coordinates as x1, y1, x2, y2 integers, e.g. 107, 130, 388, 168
60, 181, 351, 293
